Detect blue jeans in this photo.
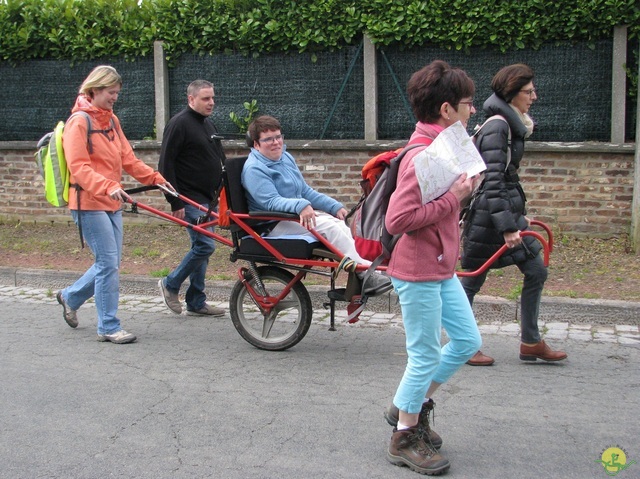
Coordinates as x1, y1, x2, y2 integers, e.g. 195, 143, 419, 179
392, 275, 481, 415
164, 204, 216, 311
62, 210, 123, 335
460, 252, 548, 343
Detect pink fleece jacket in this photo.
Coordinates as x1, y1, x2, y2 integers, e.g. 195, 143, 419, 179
385, 122, 462, 282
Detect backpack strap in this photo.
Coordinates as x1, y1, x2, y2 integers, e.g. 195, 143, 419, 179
461, 116, 512, 227
473, 115, 511, 170
67, 111, 94, 153
66, 112, 92, 249
87, 117, 117, 152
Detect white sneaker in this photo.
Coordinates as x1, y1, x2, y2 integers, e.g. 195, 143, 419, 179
97, 329, 137, 344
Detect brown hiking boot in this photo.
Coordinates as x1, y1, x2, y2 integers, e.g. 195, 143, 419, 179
384, 399, 443, 449
387, 426, 450, 475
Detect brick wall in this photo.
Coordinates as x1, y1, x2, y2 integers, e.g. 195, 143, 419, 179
517, 145, 635, 235
0, 140, 635, 236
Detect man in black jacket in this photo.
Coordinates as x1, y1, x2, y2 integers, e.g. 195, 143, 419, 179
158, 80, 226, 316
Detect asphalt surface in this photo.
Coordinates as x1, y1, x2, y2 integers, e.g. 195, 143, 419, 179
1, 275, 639, 479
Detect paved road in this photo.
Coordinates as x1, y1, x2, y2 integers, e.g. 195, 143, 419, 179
1, 287, 639, 479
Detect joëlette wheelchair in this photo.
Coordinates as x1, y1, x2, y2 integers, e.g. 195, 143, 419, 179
125, 156, 553, 352
126, 156, 382, 351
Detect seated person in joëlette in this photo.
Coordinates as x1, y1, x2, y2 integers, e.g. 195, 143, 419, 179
241, 115, 392, 296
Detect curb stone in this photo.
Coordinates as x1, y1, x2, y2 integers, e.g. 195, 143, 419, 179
2, 266, 639, 325
1, 267, 639, 346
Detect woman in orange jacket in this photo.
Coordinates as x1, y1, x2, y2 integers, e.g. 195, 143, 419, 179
55, 65, 173, 344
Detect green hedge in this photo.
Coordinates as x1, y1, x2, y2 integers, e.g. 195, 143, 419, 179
1, 0, 638, 63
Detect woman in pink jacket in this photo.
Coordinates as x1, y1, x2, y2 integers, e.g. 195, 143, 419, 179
56, 65, 172, 344
383, 60, 483, 475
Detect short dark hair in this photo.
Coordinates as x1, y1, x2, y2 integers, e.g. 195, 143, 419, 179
246, 115, 281, 147
187, 79, 213, 97
407, 60, 475, 123
491, 64, 535, 103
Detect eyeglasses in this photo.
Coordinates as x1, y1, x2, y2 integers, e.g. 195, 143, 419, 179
458, 100, 474, 108
258, 134, 284, 144
520, 88, 537, 97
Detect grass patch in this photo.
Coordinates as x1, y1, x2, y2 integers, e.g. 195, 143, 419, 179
549, 289, 579, 299
207, 273, 235, 281
131, 247, 161, 258
150, 267, 170, 278
506, 284, 522, 300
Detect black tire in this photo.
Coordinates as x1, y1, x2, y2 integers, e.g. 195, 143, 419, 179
229, 266, 313, 351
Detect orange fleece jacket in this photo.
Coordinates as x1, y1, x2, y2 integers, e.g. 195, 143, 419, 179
62, 96, 165, 211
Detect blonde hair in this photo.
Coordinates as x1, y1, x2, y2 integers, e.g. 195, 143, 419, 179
79, 65, 122, 97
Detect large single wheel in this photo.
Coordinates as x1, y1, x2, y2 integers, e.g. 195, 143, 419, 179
229, 266, 313, 351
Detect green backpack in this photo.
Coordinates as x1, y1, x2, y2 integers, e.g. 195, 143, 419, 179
35, 111, 117, 207
35, 112, 91, 207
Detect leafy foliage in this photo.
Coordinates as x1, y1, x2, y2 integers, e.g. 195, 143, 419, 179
1, 0, 638, 63
229, 99, 259, 134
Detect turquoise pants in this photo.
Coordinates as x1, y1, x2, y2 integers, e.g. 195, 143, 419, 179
392, 275, 482, 415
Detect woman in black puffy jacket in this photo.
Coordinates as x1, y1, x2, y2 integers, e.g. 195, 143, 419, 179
460, 64, 567, 364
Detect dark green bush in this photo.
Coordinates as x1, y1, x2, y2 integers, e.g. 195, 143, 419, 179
1, 0, 638, 62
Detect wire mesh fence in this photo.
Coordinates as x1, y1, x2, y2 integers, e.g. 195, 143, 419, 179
0, 39, 636, 142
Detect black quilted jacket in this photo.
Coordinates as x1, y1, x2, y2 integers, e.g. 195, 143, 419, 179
460, 93, 542, 270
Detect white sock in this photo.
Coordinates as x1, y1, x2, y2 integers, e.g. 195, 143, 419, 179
397, 421, 412, 431
423, 397, 431, 404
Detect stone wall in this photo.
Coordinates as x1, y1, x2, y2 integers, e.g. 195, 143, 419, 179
0, 140, 635, 237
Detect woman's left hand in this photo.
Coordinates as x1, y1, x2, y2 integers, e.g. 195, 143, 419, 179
335, 207, 348, 221
503, 230, 522, 248
160, 182, 176, 193
109, 188, 132, 203
449, 173, 475, 203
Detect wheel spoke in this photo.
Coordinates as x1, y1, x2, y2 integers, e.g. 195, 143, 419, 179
229, 266, 313, 351
261, 311, 277, 338
273, 298, 299, 312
